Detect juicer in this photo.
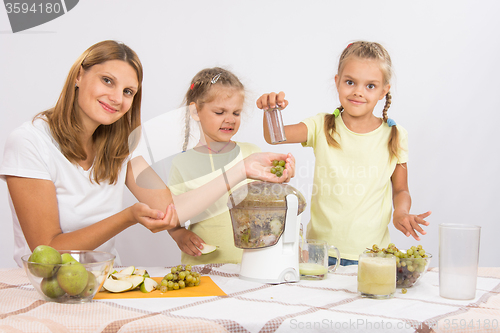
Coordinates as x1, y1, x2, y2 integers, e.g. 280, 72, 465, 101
228, 182, 306, 284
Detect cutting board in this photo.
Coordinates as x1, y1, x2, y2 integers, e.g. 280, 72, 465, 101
93, 276, 226, 299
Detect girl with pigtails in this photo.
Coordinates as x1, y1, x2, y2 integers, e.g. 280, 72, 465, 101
167, 67, 295, 265
257, 41, 431, 266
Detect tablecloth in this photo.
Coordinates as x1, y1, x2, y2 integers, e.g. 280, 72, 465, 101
1, 264, 499, 333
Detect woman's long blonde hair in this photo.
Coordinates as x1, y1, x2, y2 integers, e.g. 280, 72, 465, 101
325, 41, 400, 161
36, 40, 143, 184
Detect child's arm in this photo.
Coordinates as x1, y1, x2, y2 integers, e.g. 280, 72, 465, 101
168, 226, 205, 257
391, 163, 431, 241
256, 92, 308, 144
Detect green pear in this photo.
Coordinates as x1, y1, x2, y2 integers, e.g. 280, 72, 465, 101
40, 276, 66, 298
56, 262, 89, 296
61, 253, 78, 264
79, 271, 98, 298
28, 245, 62, 278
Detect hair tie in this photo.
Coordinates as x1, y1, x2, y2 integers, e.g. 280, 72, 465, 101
333, 108, 340, 118
347, 43, 353, 48
387, 118, 396, 127
190, 83, 195, 90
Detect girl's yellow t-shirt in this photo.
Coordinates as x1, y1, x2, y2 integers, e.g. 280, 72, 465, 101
301, 113, 408, 260
168, 142, 261, 265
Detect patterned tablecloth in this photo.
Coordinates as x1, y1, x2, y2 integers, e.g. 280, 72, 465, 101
0, 264, 499, 333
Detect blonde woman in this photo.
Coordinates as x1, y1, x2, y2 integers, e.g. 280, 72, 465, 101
1, 41, 295, 266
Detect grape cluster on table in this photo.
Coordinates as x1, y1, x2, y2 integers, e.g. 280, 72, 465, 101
366, 243, 430, 288
158, 265, 201, 293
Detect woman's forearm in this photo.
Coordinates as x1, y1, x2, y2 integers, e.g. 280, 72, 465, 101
172, 160, 246, 224
44, 208, 136, 251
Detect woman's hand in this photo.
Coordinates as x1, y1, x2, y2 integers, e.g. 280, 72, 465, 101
393, 210, 431, 241
256, 91, 289, 110
168, 226, 204, 256
131, 202, 179, 233
243, 152, 295, 183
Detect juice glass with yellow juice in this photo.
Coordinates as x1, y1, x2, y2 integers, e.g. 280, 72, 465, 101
299, 239, 340, 280
357, 252, 396, 299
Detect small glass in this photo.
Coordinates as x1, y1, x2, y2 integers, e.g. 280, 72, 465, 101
299, 239, 340, 280
358, 252, 396, 299
265, 107, 286, 143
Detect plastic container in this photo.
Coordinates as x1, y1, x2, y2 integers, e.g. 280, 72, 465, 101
228, 181, 306, 249
439, 223, 481, 300
265, 107, 286, 143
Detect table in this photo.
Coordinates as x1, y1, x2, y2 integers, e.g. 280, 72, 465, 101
1, 264, 499, 333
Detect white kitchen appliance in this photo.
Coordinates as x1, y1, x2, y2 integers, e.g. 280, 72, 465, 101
228, 182, 306, 284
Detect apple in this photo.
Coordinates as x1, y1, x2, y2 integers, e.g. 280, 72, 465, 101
40, 276, 66, 298
56, 262, 89, 296
198, 243, 218, 255
119, 275, 144, 290
103, 277, 133, 293
79, 270, 98, 298
111, 266, 138, 279
140, 277, 158, 293
28, 245, 62, 278
118, 266, 135, 275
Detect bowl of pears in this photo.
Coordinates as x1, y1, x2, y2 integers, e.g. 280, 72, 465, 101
22, 245, 115, 303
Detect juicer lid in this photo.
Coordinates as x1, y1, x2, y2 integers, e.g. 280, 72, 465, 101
228, 181, 306, 214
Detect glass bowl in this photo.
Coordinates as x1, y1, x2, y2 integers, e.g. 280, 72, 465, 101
21, 250, 115, 303
396, 252, 432, 288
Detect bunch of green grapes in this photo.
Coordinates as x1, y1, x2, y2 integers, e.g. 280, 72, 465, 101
270, 160, 286, 177
367, 243, 430, 288
158, 265, 201, 293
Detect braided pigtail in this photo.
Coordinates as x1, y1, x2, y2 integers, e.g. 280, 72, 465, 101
382, 92, 400, 161
182, 107, 191, 152
323, 106, 342, 148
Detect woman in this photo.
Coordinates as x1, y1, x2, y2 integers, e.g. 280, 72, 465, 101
0, 40, 295, 267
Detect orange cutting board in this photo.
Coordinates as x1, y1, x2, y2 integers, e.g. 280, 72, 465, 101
93, 276, 226, 299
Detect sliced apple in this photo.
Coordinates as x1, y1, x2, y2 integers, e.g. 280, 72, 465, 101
198, 243, 218, 255
140, 277, 158, 293
118, 266, 135, 275
120, 275, 145, 290
133, 268, 147, 276
111, 272, 132, 279
103, 278, 133, 293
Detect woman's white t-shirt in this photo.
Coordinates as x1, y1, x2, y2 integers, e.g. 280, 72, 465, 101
0, 118, 126, 266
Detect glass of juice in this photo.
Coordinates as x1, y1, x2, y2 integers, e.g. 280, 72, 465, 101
357, 252, 396, 299
299, 239, 340, 280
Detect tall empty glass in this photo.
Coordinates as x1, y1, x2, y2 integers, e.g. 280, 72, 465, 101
439, 223, 481, 300
265, 107, 286, 143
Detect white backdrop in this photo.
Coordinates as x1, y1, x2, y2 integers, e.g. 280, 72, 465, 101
1, 1, 499, 268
